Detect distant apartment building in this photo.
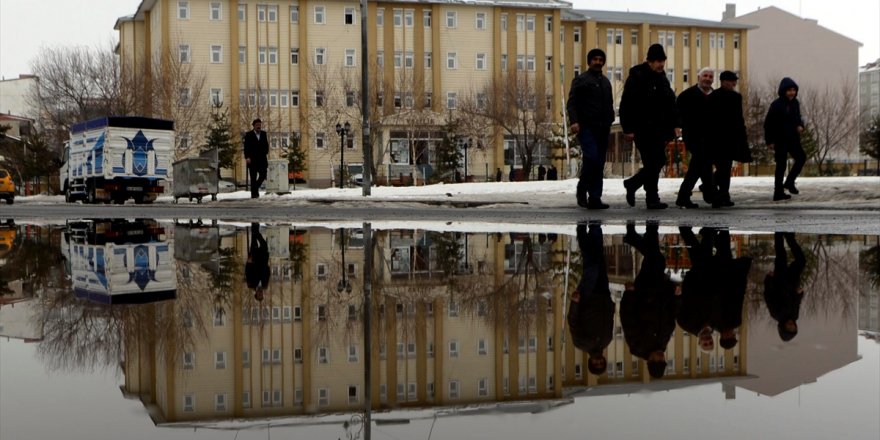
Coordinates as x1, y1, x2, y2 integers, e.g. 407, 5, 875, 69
114, 1, 752, 187
860, 58, 880, 129
0, 74, 38, 118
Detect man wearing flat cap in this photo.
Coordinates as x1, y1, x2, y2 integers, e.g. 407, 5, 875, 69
567, 48, 615, 209
244, 118, 270, 199
619, 43, 680, 209
709, 70, 752, 207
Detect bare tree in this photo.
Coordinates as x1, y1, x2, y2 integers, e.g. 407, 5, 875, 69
798, 78, 861, 175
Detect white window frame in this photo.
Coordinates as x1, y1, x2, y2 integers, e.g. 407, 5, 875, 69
404, 9, 414, 27
345, 49, 356, 67
475, 53, 486, 70
215, 351, 226, 369
268, 47, 278, 64
475, 12, 486, 30
376, 9, 384, 26
290, 47, 299, 64
242, 391, 251, 408
446, 52, 457, 69
238, 46, 246, 64
573, 28, 581, 43
210, 2, 222, 20
404, 51, 414, 68
314, 5, 325, 24
315, 132, 325, 149
425, 52, 432, 68
348, 345, 359, 362
267, 5, 277, 22
179, 44, 191, 63
184, 394, 195, 411
344, 7, 355, 25
290, 5, 299, 23
423, 10, 431, 27
294, 347, 303, 363
315, 47, 326, 65
448, 380, 460, 399
258, 47, 267, 64
210, 44, 222, 63
215, 393, 227, 411
449, 340, 459, 357
393, 8, 402, 26
319, 346, 330, 364
238, 4, 246, 21
291, 90, 300, 107
319, 388, 329, 406
478, 378, 488, 396
526, 14, 535, 31
446, 11, 456, 28
178, 1, 190, 19
477, 339, 488, 355
183, 352, 195, 369
527, 55, 535, 71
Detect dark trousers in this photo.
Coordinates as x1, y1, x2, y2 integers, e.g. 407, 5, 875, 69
628, 134, 667, 203
577, 126, 609, 202
678, 140, 715, 202
713, 158, 733, 202
774, 143, 806, 190
249, 166, 267, 198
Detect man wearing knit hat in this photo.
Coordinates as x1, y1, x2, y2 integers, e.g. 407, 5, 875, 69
567, 48, 615, 209
619, 43, 680, 209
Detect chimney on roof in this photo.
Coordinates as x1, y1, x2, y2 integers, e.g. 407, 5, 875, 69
722, 3, 736, 21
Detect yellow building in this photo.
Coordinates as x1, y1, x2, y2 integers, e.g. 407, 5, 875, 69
115, 1, 752, 187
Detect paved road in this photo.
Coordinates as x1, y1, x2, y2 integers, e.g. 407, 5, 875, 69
2, 200, 877, 235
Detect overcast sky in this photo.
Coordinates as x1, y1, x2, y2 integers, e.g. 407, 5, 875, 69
0, 0, 877, 80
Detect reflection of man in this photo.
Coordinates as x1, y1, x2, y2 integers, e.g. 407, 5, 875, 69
621, 222, 678, 378
246, 223, 270, 301
244, 118, 270, 199
764, 232, 806, 342
568, 223, 614, 376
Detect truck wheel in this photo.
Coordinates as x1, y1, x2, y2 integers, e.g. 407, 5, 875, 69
5, 198, 12, 205
211, 194, 217, 201
134, 195, 145, 204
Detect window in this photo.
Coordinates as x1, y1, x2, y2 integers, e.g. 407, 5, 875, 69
545, 15, 553, 32
527, 55, 535, 71
606, 29, 613, 45
446, 11, 456, 28
631, 29, 638, 45
179, 44, 191, 63
242, 350, 250, 366
315, 48, 326, 65
733, 34, 740, 49
666, 31, 674, 47
683, 32, 690, 47
294, 347, 303, 363
709, 32, 716, 49
268, 47, 277, 64
405, 51, 414, 68
448, 300, 459, 317
376, 51, 384, 67
290, 48, 299, 65
425, 52, 432, 68
257, 4, 266, 21
615, 29, 623, 45
258, 47, 267, 64
215, 351, 226, 369
318, 388, 330, 406
683, 68, 690, 84
573, 65, 580, 75
317, 304, 327, 321
348, 345, 358, 362
184, 395, 195, 411
394, 51, 402, 68
393, 92, 402, 108
210, 45, 222, 63
346, 90, 355, 107
319, 346, 329, 363
545, 56, 552, 72
295, 388, 304, 404
178, 1, 189, 19
501, 54, 508, 70
290, 5, 299, 23
273, 389, 282, 405
345, 49, 356, 67
238, 4, 245, 21
348, 386, 359, 404
183, 352, 195, 369
179, 87, 192, 106
404, 9, 413, 27
243, 391, 251, 408
291, 90, 300, 107
377, 9, 383, 26
657, 31, 666, 45
315, 132, 325, 148
425, 92, 432, 107
209, 88, 222, 106
267, 5, 277, 22
423, 10, 431, 27
210, 2, 221, 20
573, 28, 581, 43
393, 9, 402, 26
666, 68, 674, 84
272, 348, 282, 364
696, 32, 702, 48
478, 378, 488, 396
516, 55, 524, 71
345, 7, 355, 25
718, 33, 725, 49
238, 46, 246, 64
448, 380, 460, 399
526, 15, 535, 31
475, 12, 486, 30
215, 393, 227, 411
500, 13, 507, 31
314, 5, 325, 24
449, 340, 459, 357
477, 339, 488, 355
446, 52, 457, 69
475, 53, 486, 70
262, 390, 271, 405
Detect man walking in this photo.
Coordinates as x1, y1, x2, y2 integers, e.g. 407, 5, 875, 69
764, 77, 806, 201
674, 68, 716, 209
244, 118, 270, 199
567, 48, 615, 209
619, 44, 680, 209
709, 71, 752, 207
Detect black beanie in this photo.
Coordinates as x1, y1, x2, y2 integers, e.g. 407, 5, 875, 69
647, 43, 667, 61
587, 48, 606, 62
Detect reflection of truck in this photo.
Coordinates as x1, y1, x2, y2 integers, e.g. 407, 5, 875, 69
61, 117, 174, 204
63, 220, 176, 304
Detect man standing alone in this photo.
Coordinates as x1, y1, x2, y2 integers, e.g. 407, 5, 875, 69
675, 68, 716, 209
567, 48, 615, 209
619, 44, 680, 209
244, 118, 270, 199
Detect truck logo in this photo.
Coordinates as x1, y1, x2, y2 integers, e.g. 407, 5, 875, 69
127, 244, 158, 290
122, 130, 157, 176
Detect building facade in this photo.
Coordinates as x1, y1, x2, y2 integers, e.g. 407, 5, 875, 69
860, 58, 880, 132
115, 1, 751, 188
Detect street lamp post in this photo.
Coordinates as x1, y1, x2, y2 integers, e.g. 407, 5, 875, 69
337, 228, 353, 294
336, 122, 351, 189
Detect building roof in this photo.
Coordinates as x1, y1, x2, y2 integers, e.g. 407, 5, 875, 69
565, 9, 756, 30
728, 6, 861, 46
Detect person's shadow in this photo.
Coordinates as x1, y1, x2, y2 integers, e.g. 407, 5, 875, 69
620, 222, 679, 379
568, 223, 614, 377
764, 232, 806, 342
246, 223, 270, 301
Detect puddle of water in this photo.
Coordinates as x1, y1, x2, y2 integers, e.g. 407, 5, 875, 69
1, 219, 878, 440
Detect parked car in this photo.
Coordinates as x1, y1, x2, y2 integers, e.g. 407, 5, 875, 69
0, 169, 14, 204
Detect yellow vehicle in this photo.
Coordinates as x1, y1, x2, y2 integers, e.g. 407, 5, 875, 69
0, 224, 15, 260
0, 169, 14, 204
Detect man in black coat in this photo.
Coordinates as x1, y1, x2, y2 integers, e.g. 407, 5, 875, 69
619, 44, 680, 210
568, 223, 614, 376
764, 77, 806, 201
244, 118, 270, 199
674, 68, 716, 209
567, 48, 615, 209
621, 222, 678, 378
764, 232, 806, 342
709, 71, 752, 208
246, 222, 271, 301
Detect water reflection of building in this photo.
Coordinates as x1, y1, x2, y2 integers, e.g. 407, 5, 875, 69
121, 226, 757, 424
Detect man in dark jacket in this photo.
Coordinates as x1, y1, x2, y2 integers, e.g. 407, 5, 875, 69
568, 223, 614, 376
709, 71, 752, 208
764, 232, 806, 342
244, 118, 270, 199
674, 68, 716, 209
711, 228, 751, 350
567, 48, 615, 209
619, 44, 680, 209
764, 77, 806, 201
246, 222, 270, 301
621, 222, 678, 378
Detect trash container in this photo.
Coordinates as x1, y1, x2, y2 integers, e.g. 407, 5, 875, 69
172, 153, 219, 203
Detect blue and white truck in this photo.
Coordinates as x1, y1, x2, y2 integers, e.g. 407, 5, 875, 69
61, 116, 174, 204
